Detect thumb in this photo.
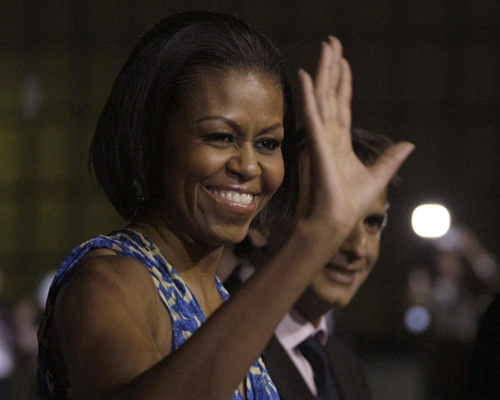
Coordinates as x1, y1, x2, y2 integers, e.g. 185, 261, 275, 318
370, 141, 415, 187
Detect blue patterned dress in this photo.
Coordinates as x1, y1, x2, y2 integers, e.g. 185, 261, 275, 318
37, 228, 279, 400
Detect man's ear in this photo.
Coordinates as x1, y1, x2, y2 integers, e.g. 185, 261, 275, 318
247, 227, 269, 248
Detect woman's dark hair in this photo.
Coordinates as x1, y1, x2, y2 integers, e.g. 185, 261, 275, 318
89, 11, 298, 229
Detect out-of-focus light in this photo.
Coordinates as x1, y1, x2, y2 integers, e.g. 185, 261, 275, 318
472, 253, 497, 280
404, 305, 431, 334
412, 204, 450, 238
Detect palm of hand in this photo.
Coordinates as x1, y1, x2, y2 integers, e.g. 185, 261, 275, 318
299, 37, 414, 236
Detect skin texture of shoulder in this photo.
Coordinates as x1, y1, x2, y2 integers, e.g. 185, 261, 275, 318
52, 250, 173, 400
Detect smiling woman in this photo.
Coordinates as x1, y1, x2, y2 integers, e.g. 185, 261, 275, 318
36, 10, 413, 400
158, 71, 286, 246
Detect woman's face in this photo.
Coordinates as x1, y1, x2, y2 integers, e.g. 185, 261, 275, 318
159, 70, 285, 247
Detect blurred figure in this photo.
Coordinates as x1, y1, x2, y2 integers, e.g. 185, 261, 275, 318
224, 128, 398, 400
466, 293, 500, 399
405, 226, 500, 399
0, 265, 15, 399
11, 299, 38, 400
10, 271, 55, 400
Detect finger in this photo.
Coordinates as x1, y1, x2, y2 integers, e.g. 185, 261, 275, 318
314, 42, 333, 120
299, 69, 322, 139
322, 37, 343, 123
328, 36, 343, 93
336, 58, 352, 128
299, 69, 330, 157
369, 142, 415, 189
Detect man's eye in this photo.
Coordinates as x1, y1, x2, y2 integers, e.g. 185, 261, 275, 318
255, 139, 282, 151
364, 215, 387, 232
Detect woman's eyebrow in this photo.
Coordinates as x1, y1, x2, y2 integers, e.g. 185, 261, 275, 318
196, 116, 283, 135
196, 116, 241, 132
258, 122, 284, 136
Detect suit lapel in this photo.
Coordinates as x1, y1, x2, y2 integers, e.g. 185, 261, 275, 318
262, 336, 316, 400
326, 336, 372, 400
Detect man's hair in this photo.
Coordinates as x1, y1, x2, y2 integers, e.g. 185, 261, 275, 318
89, 11, 298, 228
297, 126, 395, 168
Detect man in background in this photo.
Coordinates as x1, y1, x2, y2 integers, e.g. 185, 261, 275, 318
224, 128, 397, 400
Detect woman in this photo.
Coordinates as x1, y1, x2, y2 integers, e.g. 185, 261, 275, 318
37, 11, 413, 400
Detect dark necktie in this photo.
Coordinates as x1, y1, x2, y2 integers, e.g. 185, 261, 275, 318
297, 334, 341, 400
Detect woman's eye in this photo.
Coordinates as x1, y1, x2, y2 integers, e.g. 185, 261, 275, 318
364, 214, 387, 233
204, 134, 234, 145
255, 139, 282, 151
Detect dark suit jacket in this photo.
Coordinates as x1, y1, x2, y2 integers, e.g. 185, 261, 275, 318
262, 335, 371, 400
224, 265, 371, 400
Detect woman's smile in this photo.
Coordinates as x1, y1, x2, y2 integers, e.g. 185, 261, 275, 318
204, 186, 259, 212
159, 70, 285, 246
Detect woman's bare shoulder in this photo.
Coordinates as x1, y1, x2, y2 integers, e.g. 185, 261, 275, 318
51, 250, 172, 399
55, 249, 161, 328
62, 249, 154, 296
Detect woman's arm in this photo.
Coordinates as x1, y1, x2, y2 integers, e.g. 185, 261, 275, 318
55, 37, 413, 400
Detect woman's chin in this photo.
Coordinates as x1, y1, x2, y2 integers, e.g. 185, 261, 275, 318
192, 221, 251, 248
214, 229, 249, 246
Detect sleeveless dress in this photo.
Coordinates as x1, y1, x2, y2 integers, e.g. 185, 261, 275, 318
37, 228, 280, 400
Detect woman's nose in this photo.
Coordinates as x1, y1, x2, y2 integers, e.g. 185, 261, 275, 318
226, 143, 261, 181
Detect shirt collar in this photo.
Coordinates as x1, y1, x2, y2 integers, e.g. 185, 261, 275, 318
275, 307, 329, 352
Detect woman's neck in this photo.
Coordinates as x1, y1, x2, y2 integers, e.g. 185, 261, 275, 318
127, 221, 224, 282
128, 220, 225, 317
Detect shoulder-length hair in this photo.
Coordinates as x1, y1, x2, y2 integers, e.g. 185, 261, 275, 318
89, 11, 298, 230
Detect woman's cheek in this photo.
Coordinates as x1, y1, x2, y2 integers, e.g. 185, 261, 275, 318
264, 153, 286, 194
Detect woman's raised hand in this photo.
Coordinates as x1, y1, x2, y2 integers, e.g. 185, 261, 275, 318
298, 37, 414, 238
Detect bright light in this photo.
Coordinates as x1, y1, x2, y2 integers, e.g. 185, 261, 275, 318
412, 204, 451, 238
404, 305, 431, 334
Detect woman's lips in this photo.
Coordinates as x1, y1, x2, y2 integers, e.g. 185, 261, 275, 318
212, 190, 254, 205
323, 263, 358, 285
204, 187, 258, 214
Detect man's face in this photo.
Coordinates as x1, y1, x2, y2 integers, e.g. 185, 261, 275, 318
305, 190, 387, 308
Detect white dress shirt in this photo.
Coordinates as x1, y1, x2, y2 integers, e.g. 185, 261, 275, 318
234, 260, 332, 396
275, 308, 330, 397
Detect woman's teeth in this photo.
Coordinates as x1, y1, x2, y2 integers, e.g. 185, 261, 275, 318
212, 190, 253, 205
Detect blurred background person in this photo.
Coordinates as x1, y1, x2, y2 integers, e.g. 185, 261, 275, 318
405, 226, 500, 400
9, 271, 56, 400
0, 266, 15, 399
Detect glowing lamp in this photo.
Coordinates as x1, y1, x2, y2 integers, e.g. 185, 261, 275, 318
412, 204, 450, 238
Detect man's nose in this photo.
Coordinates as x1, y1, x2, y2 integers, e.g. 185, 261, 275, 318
339, 222, 367, 261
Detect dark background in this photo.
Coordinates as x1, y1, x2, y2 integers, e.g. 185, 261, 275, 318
1, 1, 499, 399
